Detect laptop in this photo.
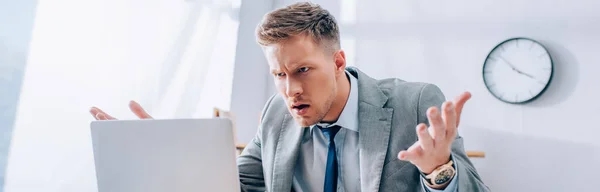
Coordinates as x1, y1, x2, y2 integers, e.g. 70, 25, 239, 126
90, 118, 240, 192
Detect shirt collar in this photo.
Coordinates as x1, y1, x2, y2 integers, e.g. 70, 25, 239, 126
312, 70, 359, 132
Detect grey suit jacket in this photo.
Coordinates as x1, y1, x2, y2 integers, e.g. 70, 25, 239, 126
237, 67, 489, 192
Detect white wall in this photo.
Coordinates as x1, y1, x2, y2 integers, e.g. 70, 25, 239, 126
275, 0, 600, 191
230, 0, 276, 143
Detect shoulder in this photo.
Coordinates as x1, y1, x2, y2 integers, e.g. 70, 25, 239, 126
375, 78, 446, 108
347, 67, 445, 106
260, 94, 289, 125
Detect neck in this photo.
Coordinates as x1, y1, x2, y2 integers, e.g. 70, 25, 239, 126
322, 73, 351, 122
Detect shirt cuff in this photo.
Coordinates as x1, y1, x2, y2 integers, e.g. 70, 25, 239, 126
422, 154, 459, 192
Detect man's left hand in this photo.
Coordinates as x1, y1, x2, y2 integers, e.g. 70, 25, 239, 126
397, 91, 471, 174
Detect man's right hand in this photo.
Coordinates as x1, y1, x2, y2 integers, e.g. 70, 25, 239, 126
90, 100, 153, 120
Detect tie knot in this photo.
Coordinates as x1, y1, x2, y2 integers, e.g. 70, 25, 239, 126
319, 125, 341, 141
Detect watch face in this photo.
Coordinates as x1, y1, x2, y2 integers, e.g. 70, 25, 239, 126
482, 37, 553, 104
434, 168, 455, 185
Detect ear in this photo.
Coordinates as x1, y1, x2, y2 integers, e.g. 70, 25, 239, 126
333, 49, 346, 74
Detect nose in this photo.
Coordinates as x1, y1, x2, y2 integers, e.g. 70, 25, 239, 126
285, 77, 303, 97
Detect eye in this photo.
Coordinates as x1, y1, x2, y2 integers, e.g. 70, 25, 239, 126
275, 72, 286, 77
298, 67, 309, 73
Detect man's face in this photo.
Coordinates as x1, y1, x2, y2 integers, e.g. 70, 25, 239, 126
264, 35, 345, 127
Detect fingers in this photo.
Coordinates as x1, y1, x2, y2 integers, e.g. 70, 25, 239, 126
90, 107, 116, 120
416, 123, 433, 151
398, 142, 423, 162
453, 91, 471, 127
441, 101, 458, 142
453, 92, 472, 113
90, 101, 152, 121
96, 113, 108, 120
427, 107, 445, 141
89, 108, 100, 120
129, 100, 153, 119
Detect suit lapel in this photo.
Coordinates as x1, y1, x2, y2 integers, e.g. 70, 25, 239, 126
346, 67, 394, 192
358, 103, 393, 192
271, 114, 304, 192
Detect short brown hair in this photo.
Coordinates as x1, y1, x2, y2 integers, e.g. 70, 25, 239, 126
256, 2, 340, 52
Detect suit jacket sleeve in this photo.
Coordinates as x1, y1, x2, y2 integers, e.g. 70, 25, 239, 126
236, 95, 277, 192
418, 84, 490, 192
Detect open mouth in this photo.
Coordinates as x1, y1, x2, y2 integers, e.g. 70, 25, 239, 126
293, 104, 309, 110
292, 104, 310, 115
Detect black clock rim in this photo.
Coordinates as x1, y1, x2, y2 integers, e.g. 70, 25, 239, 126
482, 37, 554, 104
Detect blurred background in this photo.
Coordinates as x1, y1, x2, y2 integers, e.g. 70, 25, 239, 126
1, 0, 599, 191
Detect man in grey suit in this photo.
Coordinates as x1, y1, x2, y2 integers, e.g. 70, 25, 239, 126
91, 2, 489, 192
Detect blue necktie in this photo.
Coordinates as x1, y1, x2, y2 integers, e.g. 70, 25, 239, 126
319, 125, 341, 192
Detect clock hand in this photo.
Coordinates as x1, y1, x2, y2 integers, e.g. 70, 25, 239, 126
498, 56, 536, 79
498, 56, 518, 71
516, 70, 535, 79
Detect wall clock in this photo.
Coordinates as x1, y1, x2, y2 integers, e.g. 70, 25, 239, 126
483, 37, 554, 104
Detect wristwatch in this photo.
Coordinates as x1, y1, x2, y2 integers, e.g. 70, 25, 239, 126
421, 160, 456, 188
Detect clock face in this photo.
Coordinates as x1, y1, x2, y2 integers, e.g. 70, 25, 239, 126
483, 38, 553, 104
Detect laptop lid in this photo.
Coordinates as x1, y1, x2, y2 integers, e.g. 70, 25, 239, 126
90, 118, 240, 192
